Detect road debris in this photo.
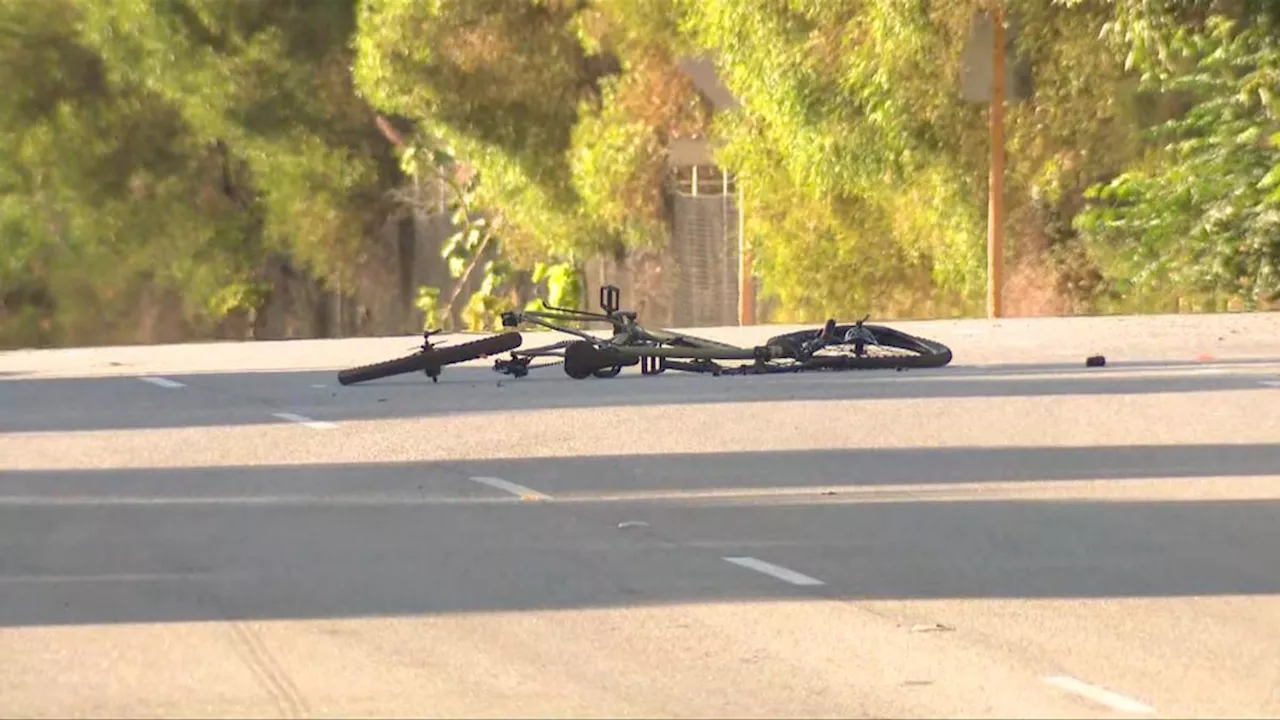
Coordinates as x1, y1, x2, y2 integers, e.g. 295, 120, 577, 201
910, 623, 955, 633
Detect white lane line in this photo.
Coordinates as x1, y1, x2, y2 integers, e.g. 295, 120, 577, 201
1043, 675, 1156, 715
0, 572, 203, 585
469, 476, 552, 502
270, 412, 337, 430
722, 556, 825, 586
1262, 380, 1280, 387
1184, 367, 1227, 375
138, 376, 185, 388
311, 384, 327, 389
0, 495, 525, 508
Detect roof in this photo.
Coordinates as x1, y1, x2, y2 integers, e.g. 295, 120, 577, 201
676, 55, 740, 112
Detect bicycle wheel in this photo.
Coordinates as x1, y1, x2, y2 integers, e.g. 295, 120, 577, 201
766, 323, 952, 371
337, 332, 523, 386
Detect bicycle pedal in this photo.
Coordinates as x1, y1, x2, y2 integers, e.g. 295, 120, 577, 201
599, 285, 621, 314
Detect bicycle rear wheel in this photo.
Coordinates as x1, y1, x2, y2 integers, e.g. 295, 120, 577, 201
766, 323, 952, 371
338, 332, 523, 385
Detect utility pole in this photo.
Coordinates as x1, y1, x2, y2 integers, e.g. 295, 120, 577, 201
737, 175, 754, 325
987, 4, 1006, 319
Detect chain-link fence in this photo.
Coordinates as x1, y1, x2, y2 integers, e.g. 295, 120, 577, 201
667, 166, 741, 327
584, 164, 751, 328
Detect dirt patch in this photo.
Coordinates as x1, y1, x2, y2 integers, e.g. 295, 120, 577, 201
1002, 200, 1083, 317
1004, 254, 1074, 317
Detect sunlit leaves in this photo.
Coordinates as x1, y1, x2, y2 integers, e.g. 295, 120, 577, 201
1077, 5, 1280, 308
76, 0, 395, 285
675, 0, 995, 316
0, 0, 269, 346
352, 0, 714, 327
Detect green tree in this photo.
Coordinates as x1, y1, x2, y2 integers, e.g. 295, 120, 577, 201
1076, 1, 1280, 310
0, 0, 260, 347
73, 0, 403, 291
352, 0, 712, 327
7, 0, 1275, 350
672, 0, 1146, 318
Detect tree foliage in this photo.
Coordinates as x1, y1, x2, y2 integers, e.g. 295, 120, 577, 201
2, 0, 1276, 348
351, 0, 713, 329
672, 0, 1165, 318
0, 0, 260, 346
75, 0, 400, 285
1077, 1, 1280, 310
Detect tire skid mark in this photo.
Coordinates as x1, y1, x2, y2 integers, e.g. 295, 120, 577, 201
224, 618, 309, 719
204, 590, 309, 719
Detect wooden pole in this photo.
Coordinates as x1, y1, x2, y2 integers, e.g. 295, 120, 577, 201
737, 175, 754, 325
987, 6, 1006, 319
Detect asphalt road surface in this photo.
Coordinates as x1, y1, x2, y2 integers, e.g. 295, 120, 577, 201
3, 312, 1280, 719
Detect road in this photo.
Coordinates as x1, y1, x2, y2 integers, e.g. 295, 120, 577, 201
3, 312, 1280, 719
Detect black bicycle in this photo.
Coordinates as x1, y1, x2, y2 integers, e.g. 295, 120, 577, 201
337, 329, 522, 385
492, 285, 953, 380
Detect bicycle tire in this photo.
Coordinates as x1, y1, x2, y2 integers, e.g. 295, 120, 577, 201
337, 332, 523, 386
766, 323, 952, 371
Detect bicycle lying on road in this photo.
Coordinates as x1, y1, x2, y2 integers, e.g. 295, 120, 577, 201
335, 284, 952, 385
491, 285, 953, 380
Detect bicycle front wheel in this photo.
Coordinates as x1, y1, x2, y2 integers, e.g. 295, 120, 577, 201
337, 331, 523, 385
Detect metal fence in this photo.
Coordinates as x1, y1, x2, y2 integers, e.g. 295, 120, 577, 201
667, 167, 742, 327
584, 164, 749, 328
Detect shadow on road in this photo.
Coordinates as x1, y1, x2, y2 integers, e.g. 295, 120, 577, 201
2, 444, 1278, 627
4, 356, 1280, 433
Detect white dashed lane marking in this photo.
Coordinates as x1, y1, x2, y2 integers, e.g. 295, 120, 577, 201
137, 376, 185, 388
469, 476, 552, 502
1043, 675, 1156, 715
722, 556, 825, 586
270, 412, 337, 430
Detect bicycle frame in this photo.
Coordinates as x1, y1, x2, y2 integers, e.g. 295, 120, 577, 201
491, 284, 946, 380
498, 285, 780, 375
